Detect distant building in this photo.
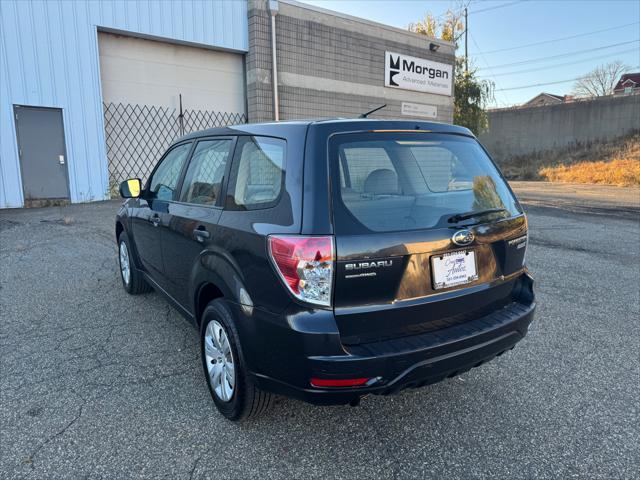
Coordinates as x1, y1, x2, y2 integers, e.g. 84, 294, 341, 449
0, 0, 455, 208
614, 73, 640, 95
523, 92, 574, 107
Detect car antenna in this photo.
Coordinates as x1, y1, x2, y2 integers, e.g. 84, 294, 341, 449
358, 104, 387, 118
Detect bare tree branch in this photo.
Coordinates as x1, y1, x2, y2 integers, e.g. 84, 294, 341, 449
572, 61, 630, 97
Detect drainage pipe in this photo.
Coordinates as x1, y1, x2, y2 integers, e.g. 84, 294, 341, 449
268, 1, 280, 121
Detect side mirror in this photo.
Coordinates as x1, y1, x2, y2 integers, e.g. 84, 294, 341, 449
119, 178, 142, 198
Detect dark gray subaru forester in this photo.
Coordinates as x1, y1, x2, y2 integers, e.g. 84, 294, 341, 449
115, 119, 535, 421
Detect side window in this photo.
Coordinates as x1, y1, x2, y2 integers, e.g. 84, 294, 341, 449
148, 143, 191, 201
180, 139, 234, 205
227, 136, 285, 210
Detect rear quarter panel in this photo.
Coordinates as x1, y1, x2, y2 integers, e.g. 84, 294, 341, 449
207, 124, 308, 315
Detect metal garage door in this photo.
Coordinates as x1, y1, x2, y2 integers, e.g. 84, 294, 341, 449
98, 32, 246, 191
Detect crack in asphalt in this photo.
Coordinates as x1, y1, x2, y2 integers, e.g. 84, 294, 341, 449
188, 454, 202, 480
528, 236, 638, 260
25, 391, 87, 470
360, 401, 402, 479
1, 198, 638, 479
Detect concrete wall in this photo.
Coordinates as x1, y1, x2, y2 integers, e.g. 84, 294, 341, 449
479, 94, 640, 164
247, 0, 455, 123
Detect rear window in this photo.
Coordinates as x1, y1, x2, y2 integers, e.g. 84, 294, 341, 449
332, 132, 520, 233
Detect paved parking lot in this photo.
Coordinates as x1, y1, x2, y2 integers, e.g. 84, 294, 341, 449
1, 188, 639, 479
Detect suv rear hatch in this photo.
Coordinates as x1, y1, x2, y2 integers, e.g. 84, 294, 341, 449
330, 131, 528, 344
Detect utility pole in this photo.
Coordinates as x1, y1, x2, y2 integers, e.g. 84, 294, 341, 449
464, 7, 468, 73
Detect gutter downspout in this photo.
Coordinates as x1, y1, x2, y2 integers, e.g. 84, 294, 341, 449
268, 0, 280, 121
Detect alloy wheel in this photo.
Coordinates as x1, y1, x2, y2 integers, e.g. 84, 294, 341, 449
119, 241, 131, 285
204, 320, 236, 402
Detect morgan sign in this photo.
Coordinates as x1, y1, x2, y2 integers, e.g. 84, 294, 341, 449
385, 51, 453, 96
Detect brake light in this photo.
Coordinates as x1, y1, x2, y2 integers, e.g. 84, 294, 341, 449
268, 235, 334, 307
523, 215, 529, 266
310, 377, 370, 388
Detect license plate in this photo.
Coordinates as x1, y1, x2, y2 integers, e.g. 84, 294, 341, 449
431, 250, 478, 290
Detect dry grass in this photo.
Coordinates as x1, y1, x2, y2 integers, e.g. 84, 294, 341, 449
502, 131, 640, 186
539, 159, 640, 186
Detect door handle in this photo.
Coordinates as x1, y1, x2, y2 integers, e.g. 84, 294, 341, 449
193, 227, 210, 242
150, 214, 160, 227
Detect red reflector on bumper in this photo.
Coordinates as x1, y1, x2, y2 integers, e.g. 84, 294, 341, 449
310, 377, 371, 388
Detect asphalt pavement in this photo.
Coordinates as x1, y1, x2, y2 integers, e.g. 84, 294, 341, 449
510, 181, 640, 218
1, 184, 638, 479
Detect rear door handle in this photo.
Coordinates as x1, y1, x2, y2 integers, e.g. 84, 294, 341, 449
193, 227, 210, 242
150, 214, 160, 227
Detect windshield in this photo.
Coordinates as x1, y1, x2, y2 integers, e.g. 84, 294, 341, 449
331, 132, 521, 233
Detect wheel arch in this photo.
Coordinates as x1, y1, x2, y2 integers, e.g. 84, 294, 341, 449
195, 282, 226, 327
115, 220, 124, 242
115, 219, 145, 270
191, 249, 251, 326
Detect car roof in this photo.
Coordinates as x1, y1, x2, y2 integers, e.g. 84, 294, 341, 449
172, 118, 474, 145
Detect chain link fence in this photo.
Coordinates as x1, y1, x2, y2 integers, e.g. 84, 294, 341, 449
103, 102, 246, 196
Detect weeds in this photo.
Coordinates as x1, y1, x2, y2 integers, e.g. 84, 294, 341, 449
500, 131, 640, 186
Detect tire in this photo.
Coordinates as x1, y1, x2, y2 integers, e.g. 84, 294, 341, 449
200, 299, 273, 421
118, 231, 152, 295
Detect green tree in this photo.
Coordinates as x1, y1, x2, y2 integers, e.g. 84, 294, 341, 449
454, 59, 494, 134
408, 10, 494, 135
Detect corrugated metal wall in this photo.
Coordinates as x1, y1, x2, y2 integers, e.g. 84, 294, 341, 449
0, 0, 248, 208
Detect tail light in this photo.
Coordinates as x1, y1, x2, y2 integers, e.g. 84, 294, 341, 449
268, 235, 334, 307
310, 377, 371, 388
523, 215, 529, 266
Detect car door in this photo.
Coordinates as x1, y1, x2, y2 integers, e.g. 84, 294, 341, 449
131, 141, 192, 281
161, 137, 237, 308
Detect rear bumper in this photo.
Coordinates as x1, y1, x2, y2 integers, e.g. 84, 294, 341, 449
233, 274, 535, 405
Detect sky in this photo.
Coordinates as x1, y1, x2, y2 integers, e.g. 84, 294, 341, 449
299, 0, 640, 107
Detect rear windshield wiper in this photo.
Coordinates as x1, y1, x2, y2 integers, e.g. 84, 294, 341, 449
447, 208, 508, 224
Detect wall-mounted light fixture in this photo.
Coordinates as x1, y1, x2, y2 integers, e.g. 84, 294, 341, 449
429, 43, 440, 52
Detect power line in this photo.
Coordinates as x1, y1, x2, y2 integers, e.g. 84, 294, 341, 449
479, 21, 640, 54
468, 31, 512, 107
435, 0, 471, 21
478, 47, 639, 78
468, 1, 522, 15
494, 66, 640, 91
495, 77, 589, 92
477, 39, 639, 70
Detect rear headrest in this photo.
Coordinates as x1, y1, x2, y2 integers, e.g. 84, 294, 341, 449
364, 169, 399, 195
244, 184, 275, 204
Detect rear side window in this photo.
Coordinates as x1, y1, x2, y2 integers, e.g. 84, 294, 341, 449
331, 133, 520, 233
227, 136, 285, 210
180, 139, 233, 205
